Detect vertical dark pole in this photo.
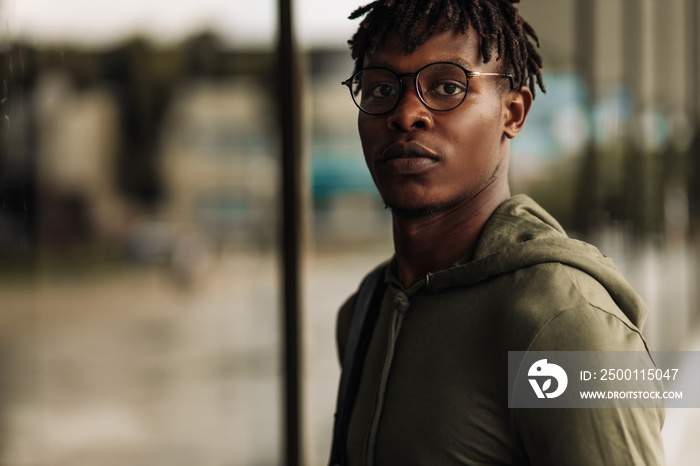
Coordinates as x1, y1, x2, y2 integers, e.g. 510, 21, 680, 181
277, 0, 303, 465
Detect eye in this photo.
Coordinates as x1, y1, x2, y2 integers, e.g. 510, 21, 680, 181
370, 83, 398, 98
432, 81, 465, 96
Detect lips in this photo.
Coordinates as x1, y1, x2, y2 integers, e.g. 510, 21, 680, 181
379, 142, 439, 175
380, 142, 438, 163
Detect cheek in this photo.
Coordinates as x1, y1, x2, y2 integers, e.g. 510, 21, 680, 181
357, 114, 372, 150
442, 105, 505, 178
358, 114, 382, 165
446, 106, 502, 150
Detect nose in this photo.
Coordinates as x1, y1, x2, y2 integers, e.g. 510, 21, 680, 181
386, 81, 433, 132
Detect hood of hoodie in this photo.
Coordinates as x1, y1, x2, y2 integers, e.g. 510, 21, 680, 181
413, 194, 648, 330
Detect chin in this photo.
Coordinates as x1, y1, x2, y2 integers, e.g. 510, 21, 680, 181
384, 198, 460, 219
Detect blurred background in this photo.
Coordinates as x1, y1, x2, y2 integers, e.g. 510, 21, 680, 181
0, 0, 698, 464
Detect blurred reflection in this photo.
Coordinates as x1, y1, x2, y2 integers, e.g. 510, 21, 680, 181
0, 22, 282, 466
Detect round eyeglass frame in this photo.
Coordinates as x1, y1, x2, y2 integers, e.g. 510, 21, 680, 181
341, 61, 514, 116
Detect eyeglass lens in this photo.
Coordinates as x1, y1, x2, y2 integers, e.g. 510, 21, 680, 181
351, 63, 469, 114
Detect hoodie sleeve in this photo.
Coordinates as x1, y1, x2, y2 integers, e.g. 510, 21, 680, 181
512, 303, 666, 466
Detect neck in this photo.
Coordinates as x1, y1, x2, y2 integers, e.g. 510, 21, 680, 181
392, 178, 510, 289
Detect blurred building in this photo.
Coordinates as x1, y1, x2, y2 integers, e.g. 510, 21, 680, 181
34, 72, 127, 250
160, 77, 278, 248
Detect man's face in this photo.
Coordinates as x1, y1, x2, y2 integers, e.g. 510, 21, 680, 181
358, 26, 516, 216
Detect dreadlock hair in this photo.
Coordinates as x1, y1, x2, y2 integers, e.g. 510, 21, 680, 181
348, 0, 545, 97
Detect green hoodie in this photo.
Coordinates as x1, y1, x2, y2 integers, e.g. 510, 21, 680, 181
336, 194, 665, 466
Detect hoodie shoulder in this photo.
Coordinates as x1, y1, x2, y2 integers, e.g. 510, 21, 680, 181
430, 195, 649, 333
495, 261, 648, 352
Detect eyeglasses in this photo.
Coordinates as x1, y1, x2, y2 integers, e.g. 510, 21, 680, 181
341, 62, 514, 115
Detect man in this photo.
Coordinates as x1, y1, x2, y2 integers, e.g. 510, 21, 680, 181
330, 1, 665, 465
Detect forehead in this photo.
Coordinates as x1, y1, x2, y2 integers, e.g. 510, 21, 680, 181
362, 25, 491, 72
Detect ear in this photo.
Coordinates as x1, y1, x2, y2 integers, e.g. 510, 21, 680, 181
502, 86, 533, 139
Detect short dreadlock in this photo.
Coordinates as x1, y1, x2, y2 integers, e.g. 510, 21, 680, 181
348, 0, 545, 97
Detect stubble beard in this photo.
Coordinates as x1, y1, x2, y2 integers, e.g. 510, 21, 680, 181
383, 194, 469, 219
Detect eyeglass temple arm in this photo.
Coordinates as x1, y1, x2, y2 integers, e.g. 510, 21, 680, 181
468, 71, 515, 89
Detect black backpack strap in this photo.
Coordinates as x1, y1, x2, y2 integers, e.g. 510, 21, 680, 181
329, 264, 387, 466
